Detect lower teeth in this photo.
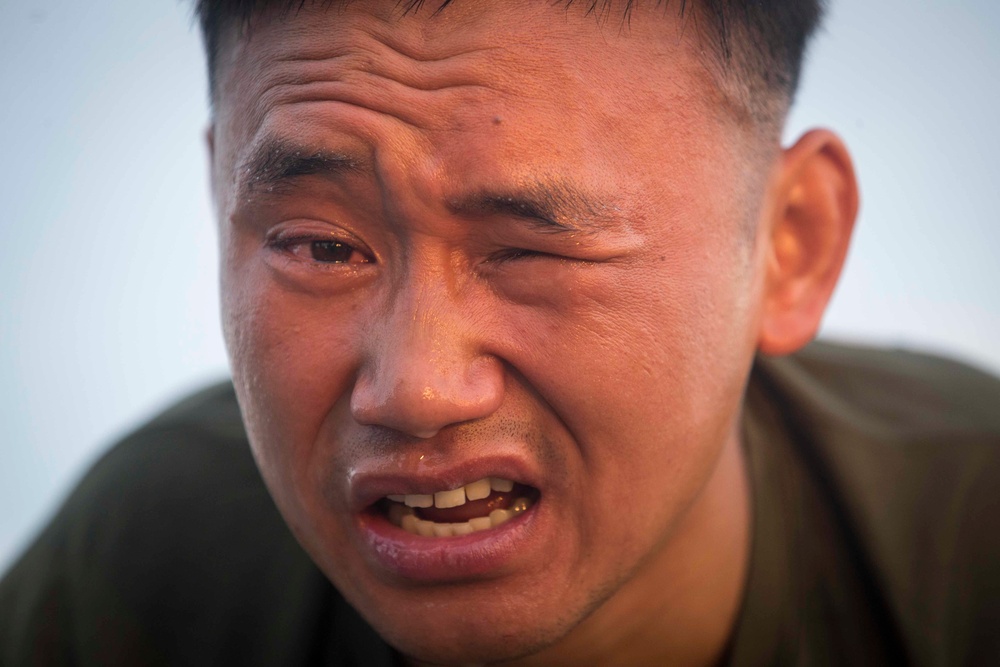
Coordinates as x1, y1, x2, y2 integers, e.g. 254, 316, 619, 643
389, 497, 535, 537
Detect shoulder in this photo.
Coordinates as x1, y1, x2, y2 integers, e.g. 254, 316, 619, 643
0, 382, 332, 665
70, 381, 257, 517
750, 342, 1000, 663
754, 340, 1000, 440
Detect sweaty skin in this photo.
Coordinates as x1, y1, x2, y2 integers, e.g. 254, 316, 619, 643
213, 1, 774, 665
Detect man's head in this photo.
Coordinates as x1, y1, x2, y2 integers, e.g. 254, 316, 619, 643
202, 1, 857, 664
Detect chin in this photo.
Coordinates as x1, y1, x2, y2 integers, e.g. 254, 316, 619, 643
328, 550, 629, 667
366, 600, 575, 666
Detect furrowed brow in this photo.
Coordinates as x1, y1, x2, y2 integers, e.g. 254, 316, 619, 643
449, 181, 618, 236
236, 138, 368, 197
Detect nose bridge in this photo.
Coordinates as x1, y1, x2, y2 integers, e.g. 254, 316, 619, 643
351, 256, 503, 438
393, 274, 464, 379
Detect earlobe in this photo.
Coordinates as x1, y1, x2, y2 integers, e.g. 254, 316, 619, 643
757, 129, 859, 356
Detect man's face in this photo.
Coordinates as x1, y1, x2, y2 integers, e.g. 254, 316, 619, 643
215, 1, 765, 662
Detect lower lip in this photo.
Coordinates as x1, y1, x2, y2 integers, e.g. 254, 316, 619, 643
356, 501, 543, 582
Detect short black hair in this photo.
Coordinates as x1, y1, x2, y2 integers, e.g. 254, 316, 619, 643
193, 0, 825, 129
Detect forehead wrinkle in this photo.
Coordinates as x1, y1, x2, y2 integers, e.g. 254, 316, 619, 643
237, 35, 508, 137
239, 4, 513, 98
269, 38, 504, 90
218, 1, 584, 122
250, 76, 495, 136
261, 56, 500, 96
217, 16, 518, 162
271, 29, 504, 67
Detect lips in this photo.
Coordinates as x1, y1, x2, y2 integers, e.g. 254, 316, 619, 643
348, 456, 545, 580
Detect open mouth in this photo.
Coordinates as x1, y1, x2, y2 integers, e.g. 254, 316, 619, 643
378, 477, 539, 537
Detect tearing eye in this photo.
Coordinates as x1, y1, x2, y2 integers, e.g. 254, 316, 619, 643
311, 240, 358, 263
266, 225, 373, 267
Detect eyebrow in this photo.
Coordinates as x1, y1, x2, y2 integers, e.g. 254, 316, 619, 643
448, 181, 619, 236
236, 139, 621, 235
236, 138, 368, 197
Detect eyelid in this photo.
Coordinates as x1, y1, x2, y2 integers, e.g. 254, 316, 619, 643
267, 220, 360, 243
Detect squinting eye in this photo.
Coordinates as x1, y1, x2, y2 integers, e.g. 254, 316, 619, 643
490, 248, 548, 263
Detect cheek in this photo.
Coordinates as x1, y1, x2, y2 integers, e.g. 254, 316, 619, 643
513, 247, 751, 432
504, 240, 754, 535
222, 262, 362, 495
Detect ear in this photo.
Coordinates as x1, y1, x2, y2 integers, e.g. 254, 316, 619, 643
757, 129, 859, 356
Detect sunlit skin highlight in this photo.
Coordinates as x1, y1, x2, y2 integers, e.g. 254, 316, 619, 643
211, 1, 858, 665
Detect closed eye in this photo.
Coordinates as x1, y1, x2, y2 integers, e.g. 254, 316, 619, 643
488, 248, 554, 263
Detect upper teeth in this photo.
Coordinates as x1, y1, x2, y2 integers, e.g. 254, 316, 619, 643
388, 477, 515, 509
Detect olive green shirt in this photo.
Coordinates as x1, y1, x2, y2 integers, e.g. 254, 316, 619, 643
2, 342, 999, 665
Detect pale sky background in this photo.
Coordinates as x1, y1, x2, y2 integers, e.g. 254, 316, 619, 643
1, 0, 998, 572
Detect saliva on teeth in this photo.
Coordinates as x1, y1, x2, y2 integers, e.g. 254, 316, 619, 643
384, 477, 534, 537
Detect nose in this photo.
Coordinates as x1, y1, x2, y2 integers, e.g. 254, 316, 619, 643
350, 283, 504, 439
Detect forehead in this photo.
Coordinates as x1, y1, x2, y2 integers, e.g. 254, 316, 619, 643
214, 0, 704, 95
217, 3, 719, 122
211, 0, 736, 218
